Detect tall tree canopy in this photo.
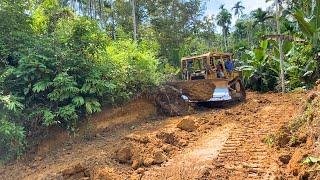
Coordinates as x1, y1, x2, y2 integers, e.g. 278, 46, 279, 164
232, 1, 245, 18
216, 6, 232, 50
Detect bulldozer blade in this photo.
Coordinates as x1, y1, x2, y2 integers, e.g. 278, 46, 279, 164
167, 79, 232, 103
209, 79, 232, 101
209, 87, 232, 101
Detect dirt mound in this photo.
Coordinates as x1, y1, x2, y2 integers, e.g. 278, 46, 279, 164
113, 134, 173, 170
177, 116, 198, 132
271, 82, 320, 179
59, 163, 89, 179
91, 167, 118, 180
156, 131, 179, 145
155, 85, 190, 116
167, 79, 216, 101
112, 115, 218, 171
114, 144, 133, 163
154, 79, 220, 116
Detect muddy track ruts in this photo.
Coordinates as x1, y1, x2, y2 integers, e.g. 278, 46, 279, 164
211, 102, 296, 180
213, 124, 271, 179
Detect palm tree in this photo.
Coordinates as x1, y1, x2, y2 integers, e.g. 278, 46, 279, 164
232, 1, 245, 18
234, 19, 246, 39
251, 8, 273, 32
216, 7, 232, 51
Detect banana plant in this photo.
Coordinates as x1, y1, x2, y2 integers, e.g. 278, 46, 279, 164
292, 0, 320, 49
238, 40, 279, 91
292, 0, 320, 79
285, 43, 317, 89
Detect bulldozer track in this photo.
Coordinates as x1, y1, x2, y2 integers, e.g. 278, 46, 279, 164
212, 114, 283, 179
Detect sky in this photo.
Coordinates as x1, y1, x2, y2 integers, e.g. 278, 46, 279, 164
205, 0, 273, 26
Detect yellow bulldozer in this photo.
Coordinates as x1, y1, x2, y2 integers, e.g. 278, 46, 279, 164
155, 52, 246, 116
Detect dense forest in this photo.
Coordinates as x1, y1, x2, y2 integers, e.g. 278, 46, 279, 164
0, 0, 319, 163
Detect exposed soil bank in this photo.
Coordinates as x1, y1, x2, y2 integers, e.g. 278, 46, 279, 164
268, 83, 320, 179
29, 98, 157, 157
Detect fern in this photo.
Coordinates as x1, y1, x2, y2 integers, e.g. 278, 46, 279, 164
43, 109, 56, 126
72, 96, 85, 107
32, 79, 51, 93
0, 119, 25, 162
85, 98, 101, 114
57, 105, 78, 121
48, 72, 80, 101
0, 95, 24, 112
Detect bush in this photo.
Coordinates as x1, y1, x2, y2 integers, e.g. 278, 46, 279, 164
238, 40, 279, 92
0, 0, 163, 161
100, 39, 160, 103
238, 40, 317, 91
0, 119, 25, 162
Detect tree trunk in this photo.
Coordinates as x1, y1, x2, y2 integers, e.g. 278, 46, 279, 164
110, 0, 116, 40
132, 0, 137, 41
275, 0, 285, 93
223, 27, 227, 51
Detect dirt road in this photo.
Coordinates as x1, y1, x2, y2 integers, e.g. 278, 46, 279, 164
210, 97, 301, 179
0, 92, 303, 180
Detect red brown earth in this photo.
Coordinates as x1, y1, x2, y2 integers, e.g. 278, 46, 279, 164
1, 91, 315, 180
267, 83, 320, 180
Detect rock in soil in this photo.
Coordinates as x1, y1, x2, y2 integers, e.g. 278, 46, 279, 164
61, 163, 87, 177
279, 154, 291, 164
177, 116, 197, 132
114, 144, 133, 163
153, 150, 167, 164
143, 157, 154, 167
132, 158, 143, 170
156, 131, 179, 145
91, 167, 118, 180
136, 168, 145, 174
307, 91, 318, 102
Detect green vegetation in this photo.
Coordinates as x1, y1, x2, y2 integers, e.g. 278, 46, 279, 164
263, 133, 276, 148
0, 0, 319, 162
0, 0, 161, 162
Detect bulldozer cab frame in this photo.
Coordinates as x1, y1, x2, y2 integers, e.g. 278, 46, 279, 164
181, 52, 241, 81
179, 52, 245, 102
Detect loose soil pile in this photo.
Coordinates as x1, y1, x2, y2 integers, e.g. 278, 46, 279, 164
270, 82, 320, 179
154, 79, 219, 116
154, 85, 190, 116
167, 79, 217, 101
